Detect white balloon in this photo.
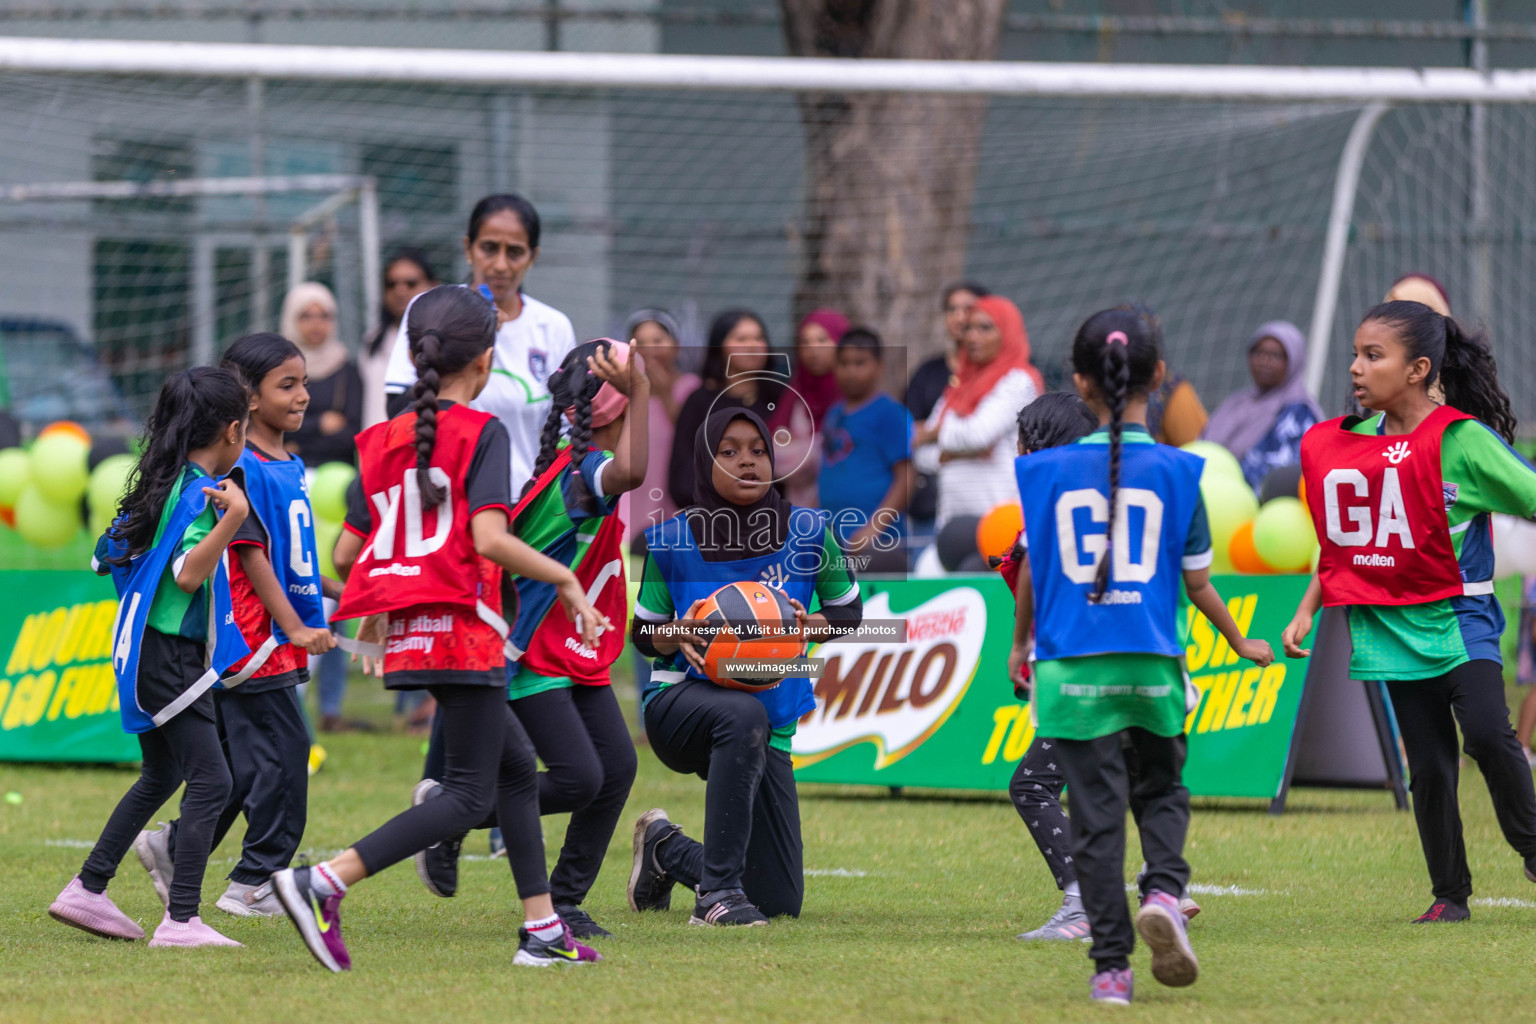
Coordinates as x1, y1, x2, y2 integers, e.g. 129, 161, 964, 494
1491, 514, 1536, 580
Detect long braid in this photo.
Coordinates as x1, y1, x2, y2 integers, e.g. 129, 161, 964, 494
521, 400, 566, 500
1090, 334, 1131, 604
412, 331, 447, 509
518, 341, 611, 499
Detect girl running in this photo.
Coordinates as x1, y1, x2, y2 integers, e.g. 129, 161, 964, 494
49, 367, 253, 948
272, 285, 606, 972
1009, 309, 1272, 1005
414, 339, 647, 939
134, 334, 343, 920
1284, 300, 1536, 924
627, 407, 863, 926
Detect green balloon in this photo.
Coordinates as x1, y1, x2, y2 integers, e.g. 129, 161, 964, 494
315, 517, 343, 579
1201, 471, 1259, 575
310, 463, 356, 524
29, 434, 90, 504
1180, 440, 1245, 485
1252, 496, 1317, 573
14, 486, 82, 549
88, 454, 136, 517
0, 448, 29, 507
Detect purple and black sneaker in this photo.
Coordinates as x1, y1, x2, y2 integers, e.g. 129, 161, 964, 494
1090, 967, 1133, 1005
272, 866, 351, 973
513, 920, 602, 967
1135, 890, 1199, 987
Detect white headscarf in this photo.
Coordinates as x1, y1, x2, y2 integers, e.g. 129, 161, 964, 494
280, 281, 350, 380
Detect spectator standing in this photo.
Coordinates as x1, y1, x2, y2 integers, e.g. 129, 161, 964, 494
281, 282, 363, 468
913, 295, 1040, 528
669, 310, 780, 510
771, 309, 848, 508
906, 282, 988, 527
621, 308, 700, 544
1202, 320, 1324, 491
359, 249, 437, 430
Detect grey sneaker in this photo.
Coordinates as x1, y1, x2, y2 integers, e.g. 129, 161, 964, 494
132, 824, 173, 910
1017, 893, 1091, 941
216, 879, 286, 917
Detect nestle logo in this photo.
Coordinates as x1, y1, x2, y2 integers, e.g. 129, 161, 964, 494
1352, 553, 1395, 567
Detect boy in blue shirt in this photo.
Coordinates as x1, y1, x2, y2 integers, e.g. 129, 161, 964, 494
818, 327, 912, 569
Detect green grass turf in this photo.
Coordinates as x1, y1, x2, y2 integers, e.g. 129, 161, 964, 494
4, 680, 1536, 1024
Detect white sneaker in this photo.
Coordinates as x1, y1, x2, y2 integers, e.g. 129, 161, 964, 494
133, 824, 174, 910
215, 879, 286, 918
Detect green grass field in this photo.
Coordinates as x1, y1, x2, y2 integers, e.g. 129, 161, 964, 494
4, 680, 1536, 1024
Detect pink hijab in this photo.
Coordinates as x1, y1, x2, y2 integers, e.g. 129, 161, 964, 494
770, 309, 848, 432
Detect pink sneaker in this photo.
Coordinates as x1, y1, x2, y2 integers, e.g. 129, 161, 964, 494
148, 913, 243, 948
48, 876, 144, 941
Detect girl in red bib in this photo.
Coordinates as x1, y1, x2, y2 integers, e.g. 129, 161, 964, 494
1285, 300, 1536, 924
413, 339, 648, 940
272, 285, 607, 971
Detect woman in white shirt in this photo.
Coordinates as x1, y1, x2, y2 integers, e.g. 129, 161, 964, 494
384, 194, 576, 491
913, 294, 1042, 528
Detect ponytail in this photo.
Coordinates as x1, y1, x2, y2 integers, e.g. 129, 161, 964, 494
518, 339, 615, 499
402, 285, 498, 512
109, 367, 249, 566
1092, 337, 1131, 603
1069, 308, 1162, 605
1441, 318, 1517, 444
412, 331, 447, 509
1361, 300, 1517, 444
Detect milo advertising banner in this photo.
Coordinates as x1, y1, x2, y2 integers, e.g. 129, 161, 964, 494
0, 572, 135, 763
793, 573, 1335, 803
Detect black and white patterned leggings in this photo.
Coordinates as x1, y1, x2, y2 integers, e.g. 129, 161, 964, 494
1010, 734, 1075, 890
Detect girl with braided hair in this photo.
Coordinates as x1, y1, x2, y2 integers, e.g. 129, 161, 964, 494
273, 285, 607, 972
1008, 309, 1271, 1006
1286, 301, 1536, 925
413, 338, 650, 940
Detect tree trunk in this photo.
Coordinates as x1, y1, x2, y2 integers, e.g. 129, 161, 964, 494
781, 0, 1005, 390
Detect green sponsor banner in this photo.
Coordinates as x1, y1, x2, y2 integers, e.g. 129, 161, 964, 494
792, 573, 1318, 800
0, 571, 136, 763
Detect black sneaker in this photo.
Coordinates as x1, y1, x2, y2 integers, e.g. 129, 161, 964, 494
628, 808, 681, 913
411, 779, 465, 898
554, 902, 613, 939
1413, 899, 1470, 923
1525, 854, 1536, 884
690, 888, 768, 927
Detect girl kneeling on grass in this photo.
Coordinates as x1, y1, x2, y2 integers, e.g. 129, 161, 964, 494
271, 285, 607, 972
50, 367, 253, 948
627, 407, 863, 926
1008, 309, 1272, 1005
1285, 301, 1536, 924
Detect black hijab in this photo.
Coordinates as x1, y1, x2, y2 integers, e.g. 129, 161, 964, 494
686, 406, 792, 561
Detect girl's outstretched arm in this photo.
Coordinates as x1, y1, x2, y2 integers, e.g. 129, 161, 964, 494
470, 508, 609, 648
1280, 573, 1324, 658
1184, 566, 1275, 666
592, 346, 650, 496
176, 478, 249, 593
235, 545, 336, 654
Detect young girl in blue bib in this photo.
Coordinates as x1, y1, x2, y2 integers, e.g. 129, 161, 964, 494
49, 367, 253, 949
136, 334, 343, 919
1009, 309, 1272, 1005
627, 407, 863, 926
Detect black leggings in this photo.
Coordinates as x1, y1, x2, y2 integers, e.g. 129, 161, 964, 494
1057, 729, 1190, 973
645, 679, 804, 918
80, 697, 232, 922
1387, 659, 1536, 902
352, 685, 549, 899
1010, 735, 1075, 890
510, 684, 638, 906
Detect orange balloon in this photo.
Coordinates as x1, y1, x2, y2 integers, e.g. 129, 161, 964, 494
1228, 520, 1273, 575
976, 502, 1024, 561
39, 421, 90, 446
1298, 476, 1308, 512
0, 506, 15, 529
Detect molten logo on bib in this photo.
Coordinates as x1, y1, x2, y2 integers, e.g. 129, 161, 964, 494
792, 588, 984, 770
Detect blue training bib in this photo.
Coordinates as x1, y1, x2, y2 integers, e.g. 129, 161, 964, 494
1017, 441, 1203, 660
97, 469, 251, 733
643, 507, 826, 729
232, 448, 327, 641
